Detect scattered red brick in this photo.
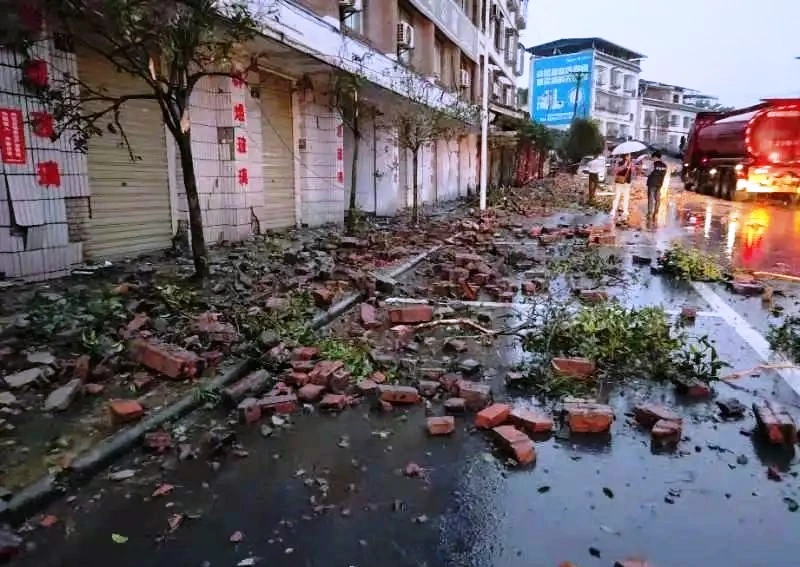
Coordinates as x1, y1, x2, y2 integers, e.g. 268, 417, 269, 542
370, 371, 387, 384
130, 339, 201, 379
614, 559, 656, 567
378, 385, 421, 404
681, 306, 698, 320
223, 370, 270, 405
123, 313, 150, 337
283, 371, 309, 387
427, 416, 455, 436
389, 325, 414, 349
39, 515, 58, 528
291, 360, 315, 373
509, 408, 554, 434
439, 373, 461, 392
319, 393, 347, 411
152, 483, 175, 498
454, 252, 483, 267
417, 380, 440, 397
444, 397, 466, 413
475, 403, 511, 429
529, 225, 543, 237
762, 286, 775, 303
379, 400, 393, 412
132, 372, 154, 391
564, 398, 614, 434
674, 377, 711, 398
312, 287, 334, 307
492, 425, 536, 465
539, 234, 559, 245
551, 357, 596, 379
356, 379, 377, 395
73, 354, 91, 381
143, 430, 173, 453
292, 346, 319, 361
388, 305, 434, 324
522, 281, 541, 295
457, 380, 492, 411
109, 399, 144, 424
193, 312, 237, 343
309, 360, 345, 387
579, 290, 609, 303
84, 383, 104, 395
767, 465, 782, 482
297, 383, 325, 402
359, 303, 381, 329
753, 400, 797, 444
651, 418, 682, 440
237, 397, 262, 424
633, 403, 682, 428
258, 394, 298, 414
460, 281, 479, 301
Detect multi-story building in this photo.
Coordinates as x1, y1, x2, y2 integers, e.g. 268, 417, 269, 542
528, 37, 645, 140
637, 80, 717, 154
0, 0, 529, 281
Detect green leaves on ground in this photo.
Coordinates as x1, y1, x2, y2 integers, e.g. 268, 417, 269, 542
660, 243, 725, 282
768, 316, 800, 362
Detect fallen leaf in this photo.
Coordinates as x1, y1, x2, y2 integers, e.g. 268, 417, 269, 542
537, 485, 551, 493
152, 484, 175, 498
230, 530, 244, 543
111, 533, 128, 544
167, 513, 183, 532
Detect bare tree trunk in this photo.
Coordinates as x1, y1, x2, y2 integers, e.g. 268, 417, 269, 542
411, 148, 419, 225
346, 122, 360, 234
176, 133, 209, 279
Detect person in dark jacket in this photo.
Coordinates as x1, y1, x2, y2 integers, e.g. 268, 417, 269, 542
646, 151, 669, 227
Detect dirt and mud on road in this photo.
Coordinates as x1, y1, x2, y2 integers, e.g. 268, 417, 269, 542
3, 177, 800, 567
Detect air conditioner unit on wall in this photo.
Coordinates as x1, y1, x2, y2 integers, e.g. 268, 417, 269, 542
339, 0, 363, 11
397, 22, 414, 50
459, 69, 471, 88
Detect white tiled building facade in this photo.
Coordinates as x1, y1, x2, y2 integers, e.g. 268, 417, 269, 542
1, 0, 530, 281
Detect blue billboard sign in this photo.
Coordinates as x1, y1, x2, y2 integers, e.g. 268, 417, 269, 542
530, 51, 594, 127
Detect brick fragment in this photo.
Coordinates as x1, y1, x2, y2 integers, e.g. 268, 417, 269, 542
109, 399, 144, 424
319, 393, 347, 411
633, 403, 681, 428
444, 397, 466, 413
378, 385, 420, 404
563, 398, 614, 433
674, 377, 711, 398
417, 380, 440, 397
356, 379, 377, 395
579, 290, 608, 303
223, 370, 270, 405
388, 305, 434, 324
292, 346, 319, 361
475, 403, 511, 429
509, 408, 553, 433
457, 380, 492, 411
460, 281, 479, 301
328, 368, 352, 394
680, 306, 698, 320
193, 312, 237, 343
551, 357, 596, 379
753, 400, 797, 444
312, 287, 334, 307
426, 416, 455, 436
454, 253, 483, 267
651, 418, 682, 439
614, 559, 655, 567
297, 383, 325, 402
130, 339, 202, 379
359, 303, 381, 329
309, 360, 345, 387
492, 425, 536, 465
258, 394, 298, 414
237, 397, 262, 424
284, 371, 310, 387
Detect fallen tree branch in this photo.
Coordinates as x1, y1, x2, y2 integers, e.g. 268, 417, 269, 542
415, 318, 494, 335
721, 362, 799, 382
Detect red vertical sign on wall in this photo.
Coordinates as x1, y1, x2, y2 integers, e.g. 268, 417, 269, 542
335, 122, 344, 185
0, 108, 27, 165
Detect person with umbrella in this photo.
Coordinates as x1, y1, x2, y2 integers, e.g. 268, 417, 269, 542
609, 141, 646, 222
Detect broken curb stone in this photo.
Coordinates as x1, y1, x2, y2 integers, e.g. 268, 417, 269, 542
492, 425, 536, 465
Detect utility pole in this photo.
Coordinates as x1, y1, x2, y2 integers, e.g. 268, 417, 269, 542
478, 0, 491, 211
570, 71, 588, 120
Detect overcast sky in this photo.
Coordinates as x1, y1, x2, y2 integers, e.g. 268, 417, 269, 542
519, 0, 800, 107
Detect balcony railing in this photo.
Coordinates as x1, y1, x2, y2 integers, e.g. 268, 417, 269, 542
409, 0, 478, 60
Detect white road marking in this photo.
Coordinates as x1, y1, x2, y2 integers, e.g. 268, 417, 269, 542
691, 281, 800, 397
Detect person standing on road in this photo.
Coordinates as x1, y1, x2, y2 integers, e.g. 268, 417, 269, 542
586, 153, 604, 204
646, 151, 669, 228
611, 154, 633, 222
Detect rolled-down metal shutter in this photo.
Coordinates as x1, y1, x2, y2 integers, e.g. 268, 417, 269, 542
78, 51, 172, 260
260, 73, 295, 229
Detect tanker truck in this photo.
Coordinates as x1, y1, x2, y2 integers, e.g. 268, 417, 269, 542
682, 98, 800, 201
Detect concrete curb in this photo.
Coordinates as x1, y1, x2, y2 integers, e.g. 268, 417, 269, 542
309, 244, 442, 330
2, 359, 255, 524
1, 243, 443, 524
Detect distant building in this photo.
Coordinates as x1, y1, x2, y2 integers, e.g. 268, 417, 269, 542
527, 37, 645, 140
637, 80, 718, 154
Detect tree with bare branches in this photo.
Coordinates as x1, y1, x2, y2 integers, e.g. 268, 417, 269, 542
380, 77, 477, 224
3, 0, 261, 279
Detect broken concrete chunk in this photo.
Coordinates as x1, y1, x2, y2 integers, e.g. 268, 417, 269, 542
4, 367, 48, 389
444, 397, 467, 413
457, 359, 482, 375
0, 392, 17, 406
26, 351, 56, 366
43, 379, 82, 412
717, 397, 746, 418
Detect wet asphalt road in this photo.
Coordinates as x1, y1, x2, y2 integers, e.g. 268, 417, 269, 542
9, 186, 800, 567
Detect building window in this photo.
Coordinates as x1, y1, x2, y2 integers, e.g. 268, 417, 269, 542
672, 94, 680, 103
683, 116, 690, 128
398, 8, 412, 66
433, 39, 443, 79
494, 18, 503, 50
342, 8, 363, 34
